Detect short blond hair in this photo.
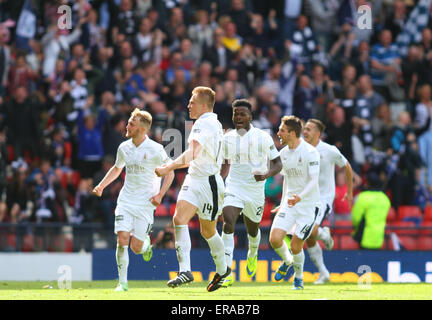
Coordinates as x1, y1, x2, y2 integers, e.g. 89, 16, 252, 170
192, 86, 216, 110
130, 108, 152, 130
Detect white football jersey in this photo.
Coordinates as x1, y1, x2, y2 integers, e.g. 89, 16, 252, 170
280, 138, 320, 208
115, 136, 170, 207
187, 112, 224, 177
223, 125, 280, 198
316, 140, 348, 204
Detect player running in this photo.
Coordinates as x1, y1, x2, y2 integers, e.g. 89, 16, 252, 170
155, 86, 230, 292
92, 108, 174, 292
300, 119, 356, 284
220, 99, 282, 287
270, 116, 321, 290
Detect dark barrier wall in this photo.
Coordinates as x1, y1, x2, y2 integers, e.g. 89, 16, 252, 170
92, 249, 432, 283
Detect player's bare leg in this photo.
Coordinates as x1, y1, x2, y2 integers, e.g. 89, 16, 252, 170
167, 200, 197, 288
130, 235, 153, 262
244, 216, 261, 278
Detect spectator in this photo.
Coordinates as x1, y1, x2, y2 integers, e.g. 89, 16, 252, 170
351, 171, 391, 250
305, 0, 340, 53
371, 103, 394, 152
7, 51, 38, 95
222, 21, 243, 53
310, 63, 333, 121
282, 0, 303, 42
112, 0, 140, 41
388, 111, 424, 209
351, 40, 372, 77
293, 74, 316, 121
41, 18, 84, 79
164, 51, 191, 85
68, 68, 89, 122
413, 84, 432, 133
325, 103, 354, 162
401, 45, 425, 101
1, 86, 42, 160
76, 99, 106, 179
370, 29, 403, 101
228, 0, 252, 39
164, 6, 187, 50
179, 38, 199, 70
384, 0, 408, 40
202, 27, 234, 80
188, 9, 217, 61
133, 17, 157, 62
0, 25, 11, 96
286, 15, 318, 73
248, 11, 278, 58
333, 169, 353, 222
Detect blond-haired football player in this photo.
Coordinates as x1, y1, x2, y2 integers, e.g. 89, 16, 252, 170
155, 86, 230, 292
93, 108, 174, 292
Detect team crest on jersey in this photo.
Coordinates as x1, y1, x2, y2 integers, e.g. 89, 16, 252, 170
298, 156, 302, 164
182, 186, 189, 191
143, 153, 147, 160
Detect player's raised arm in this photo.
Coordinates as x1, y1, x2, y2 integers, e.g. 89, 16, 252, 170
92, 165, 123, 197
155, 139, 202, 177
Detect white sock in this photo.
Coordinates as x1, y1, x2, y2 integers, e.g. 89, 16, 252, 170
274, 241, 293, 265
307, 243, 329, 275
175, 225, 191, 272
221, 231, 234, 268
293, 250, 305, 280
316, 227, 329, 241
116, 244, 129, 284
247, 229, 261, 259
206, 232, 227, 275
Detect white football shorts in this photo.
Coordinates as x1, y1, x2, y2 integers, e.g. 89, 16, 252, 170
114, 203, 154, 241
223, 185, 265, 224
177, 174, 225, 221
271, 203, 320, 240
315, 200, 333, 226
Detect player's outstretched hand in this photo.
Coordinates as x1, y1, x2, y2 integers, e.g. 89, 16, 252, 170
155, 165, 169, 177
92, 185, 103, 197
150, 194, 162, 207
287, 194, 300, 207
271, 205, 280, 214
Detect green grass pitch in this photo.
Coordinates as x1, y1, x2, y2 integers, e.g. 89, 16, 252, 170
1, 281, 431, 300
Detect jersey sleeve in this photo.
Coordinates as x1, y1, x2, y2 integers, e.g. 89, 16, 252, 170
115, 146, 126, 169
264, 133, 279, 160
330, 145, 348, 168
188, 119, 213, 147
158, 145, 171, 166
222, 134, 235, 161
307, 149, 320, 177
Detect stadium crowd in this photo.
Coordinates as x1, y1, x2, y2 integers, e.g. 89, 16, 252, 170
0, 0, 432, 251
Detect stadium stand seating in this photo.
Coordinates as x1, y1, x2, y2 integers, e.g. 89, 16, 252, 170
417, 236, 432, 251
397, 206, 423, 225
424, 206, 432, 222
386, 207, 397, 223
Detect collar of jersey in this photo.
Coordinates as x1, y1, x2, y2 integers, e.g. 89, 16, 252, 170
199, 112, 216, 119
130, 135, 148, 149
235, 124, 254, 137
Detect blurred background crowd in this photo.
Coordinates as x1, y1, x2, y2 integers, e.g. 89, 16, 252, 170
0, 0, 432, 252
